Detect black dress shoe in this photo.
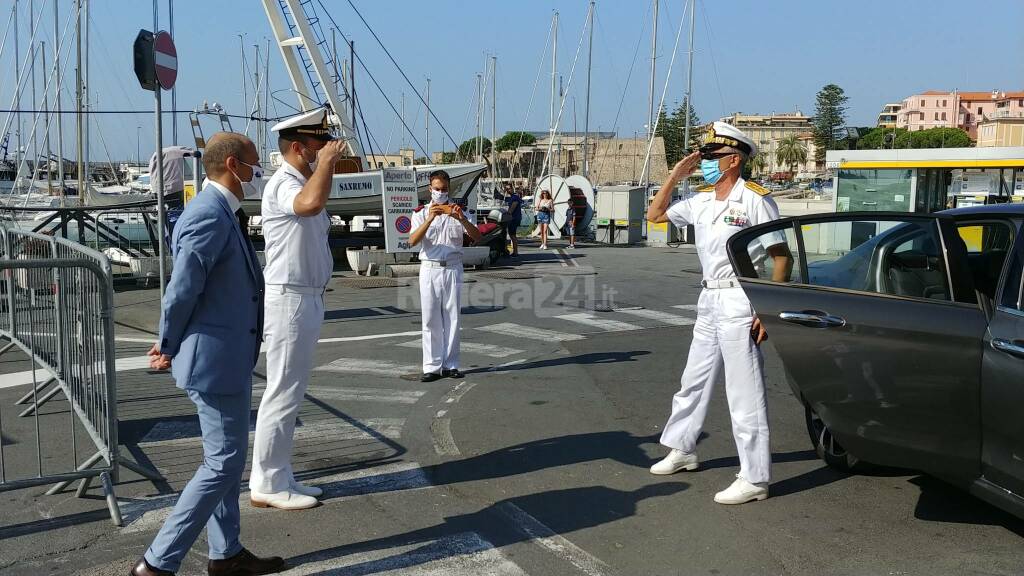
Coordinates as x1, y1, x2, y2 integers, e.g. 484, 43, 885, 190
421, 372, 442, 382
446, 369, 464, 379
131, 558, 175, 576
208, 548, 286, 576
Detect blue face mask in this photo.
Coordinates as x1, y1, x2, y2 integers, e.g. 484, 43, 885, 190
700, 159, 723, 185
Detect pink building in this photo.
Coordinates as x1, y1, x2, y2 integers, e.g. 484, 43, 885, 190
897, 89, 1024, 139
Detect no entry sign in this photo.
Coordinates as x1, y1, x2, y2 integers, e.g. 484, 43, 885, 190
154, 31, 177, 90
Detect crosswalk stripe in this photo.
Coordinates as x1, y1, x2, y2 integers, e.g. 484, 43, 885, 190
476, 322, 586, 342
121, 461, 432, 534
305, 386, 425, 404
497, 502, 614, 576
672, 304, 699, 311
316, 358, 419, 378
554, 313, 642, 332
397, 339, 523, 359
280, 531, 528, 575
137, 418, 404, 448
615, 308, 695, 326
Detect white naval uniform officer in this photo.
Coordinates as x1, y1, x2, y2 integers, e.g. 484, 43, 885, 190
249, 108, 347, 510
646, 122, 793, 505
409, 170, 482, 382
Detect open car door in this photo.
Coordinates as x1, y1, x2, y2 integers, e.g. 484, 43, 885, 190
726, 212, 987, 481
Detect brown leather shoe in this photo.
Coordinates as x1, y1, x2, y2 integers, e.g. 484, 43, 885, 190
131, 557, 175, 576
208, 548, 286, 576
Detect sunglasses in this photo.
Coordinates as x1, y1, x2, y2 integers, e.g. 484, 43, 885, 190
701, 151, 737, 160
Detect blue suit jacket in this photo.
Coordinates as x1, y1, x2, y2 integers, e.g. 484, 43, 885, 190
159, 184, 265, 395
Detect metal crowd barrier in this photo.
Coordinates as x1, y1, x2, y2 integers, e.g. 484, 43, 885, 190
0, 225, 162, 525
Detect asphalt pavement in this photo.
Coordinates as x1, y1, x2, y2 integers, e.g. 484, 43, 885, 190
0, 240, 1022, 576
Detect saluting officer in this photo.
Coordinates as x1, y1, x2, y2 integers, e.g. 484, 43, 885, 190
646, 122, 792, 505
249, 108, 345, 510
409, 170, 482, 382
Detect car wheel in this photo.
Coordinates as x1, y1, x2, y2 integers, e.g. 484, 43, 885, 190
804, 403, 860, 472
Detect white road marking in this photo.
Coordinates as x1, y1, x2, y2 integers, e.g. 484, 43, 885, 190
672, 304, 699, 311
614, 308, 696, 326
0, 355, 151, 390
398, 339, 523, 359
368, 307, 398, 315
431, 418, 460, 456
497, 502, 615, 576
137, 418, 404, 449
554, 313, 642, 332
316, 358, 419, 378
318, 330, 422, 344
279, 531, 528, 576
476, 322, 585, 342
122, 461, 432, 534
305, 386, 425, 404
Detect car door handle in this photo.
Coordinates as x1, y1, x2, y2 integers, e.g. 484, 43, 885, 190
991, 338, 1024, 359
779, 311, 847, 328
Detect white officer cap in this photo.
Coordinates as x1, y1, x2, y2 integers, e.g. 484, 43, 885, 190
700, 121, 758, 157
271, 107, 335, 141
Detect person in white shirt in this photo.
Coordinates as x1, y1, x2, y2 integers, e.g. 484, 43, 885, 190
646, 122, 792, 505
249, 108, 345, 511
409, 170, 482, 382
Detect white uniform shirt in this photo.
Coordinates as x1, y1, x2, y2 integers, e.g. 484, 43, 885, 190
261, 160, 332, 287
666, 177, 783, 281
410, 203, 465, 262
206, 179, 241, 214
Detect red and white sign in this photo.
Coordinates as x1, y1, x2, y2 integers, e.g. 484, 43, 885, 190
154, 31, 177, 90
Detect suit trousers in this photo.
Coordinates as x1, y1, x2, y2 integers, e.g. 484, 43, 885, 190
419, 263, 462, 373
145, 388, 251, 572
250, 287, 324, 494
659, 287, 771, 484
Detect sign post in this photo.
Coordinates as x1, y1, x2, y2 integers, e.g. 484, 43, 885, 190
134, 23, 177, 298
382, 168, 419, 253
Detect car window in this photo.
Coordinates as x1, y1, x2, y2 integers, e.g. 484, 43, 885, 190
999, 227, 1024, 311
742, 218, 950, 301
956, 221, 1015, 303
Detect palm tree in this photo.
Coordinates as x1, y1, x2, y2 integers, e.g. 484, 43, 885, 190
748, 153, 768, 178
775, 135, 808, 178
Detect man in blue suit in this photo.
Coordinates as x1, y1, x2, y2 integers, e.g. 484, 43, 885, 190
132, 133, 284, 576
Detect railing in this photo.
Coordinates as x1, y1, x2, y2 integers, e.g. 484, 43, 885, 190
0, 226, 162, 526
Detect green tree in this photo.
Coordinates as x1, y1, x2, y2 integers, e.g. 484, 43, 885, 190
857, 126, 971, 150
775, 134, 808, 175
457, 137, 491, 160
813, 84, 849, 162
440, 151, 457, 163
654, 107, 681, 165
747, 152, 768, 178
494, 131, 537, 152
673, 97, 702, 154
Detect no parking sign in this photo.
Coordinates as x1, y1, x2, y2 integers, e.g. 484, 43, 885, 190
383, 168, 418, 253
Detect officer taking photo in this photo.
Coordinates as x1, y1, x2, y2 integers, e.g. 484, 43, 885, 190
409, 170, 482, 382
646, 122, 793, 505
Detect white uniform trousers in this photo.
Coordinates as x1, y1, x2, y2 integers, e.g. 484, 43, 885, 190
659, 287, 771, 484
419, 262, 462, 373
249, 285, 324, 494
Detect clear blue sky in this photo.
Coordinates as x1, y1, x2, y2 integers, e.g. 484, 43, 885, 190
2, 0, 1022, 163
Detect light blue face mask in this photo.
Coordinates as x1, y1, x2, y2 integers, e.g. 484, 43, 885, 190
700, 158, 723, 185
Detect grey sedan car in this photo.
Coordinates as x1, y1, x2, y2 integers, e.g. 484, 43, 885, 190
726, 204, 1024, 519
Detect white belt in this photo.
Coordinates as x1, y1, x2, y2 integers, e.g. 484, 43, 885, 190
267, 283, 326, 295
701, 278, 741, 289
420, 259, 462, 269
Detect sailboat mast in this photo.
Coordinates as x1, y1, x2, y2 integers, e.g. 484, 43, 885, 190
475, 73, 481, 161
491, 55, 496, 181
425, 77, 430, 160
583, 0, 594, 179
682, 0, 695, 153
646, 0, 658, 187
53, 0, 63, 189
30, 0, 38, 172
42, 40, 50, 192
75, 0, 82, 196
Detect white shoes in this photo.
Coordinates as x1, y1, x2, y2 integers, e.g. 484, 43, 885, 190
567, 244, 575, 249
289, 480, 323, 498
250, 489, 318, 510
714, 475, 768, 505
649, 449, 699, 475
540, 243, 548, 250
